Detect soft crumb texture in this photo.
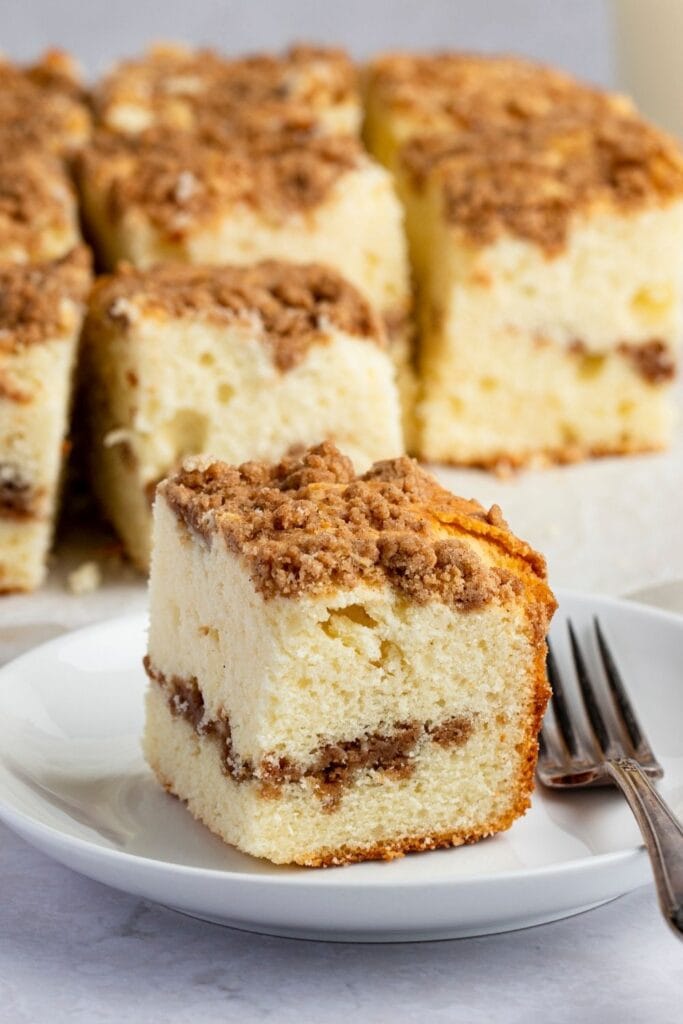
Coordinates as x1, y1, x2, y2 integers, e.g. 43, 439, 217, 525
363, 51, 634, 168
66, 560, 102, 594
401, 110, 683, 254
0, 248, 93, 351
0, 151, 80, 264
162, 441, 546, 604
89, 260, 384, 370
95, 43, 360, 137
78, 129, 364, 231
0, 50, 90, 156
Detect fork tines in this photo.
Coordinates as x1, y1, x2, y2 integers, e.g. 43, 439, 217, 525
541, 617, 663, 781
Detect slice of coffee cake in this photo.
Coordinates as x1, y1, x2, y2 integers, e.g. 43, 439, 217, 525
399, 106, 683, 467
77, 130, 410, 345
0, 248, 92, 592
144, 442, 555, 866
94, 43, 360, 138
77, 128, 414, 429
83, 262, 403, 570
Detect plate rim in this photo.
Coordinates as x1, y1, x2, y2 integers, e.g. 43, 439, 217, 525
0, 587, 678, 892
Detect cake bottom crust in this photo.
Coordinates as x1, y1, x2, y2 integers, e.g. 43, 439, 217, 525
430, 438, 668, 476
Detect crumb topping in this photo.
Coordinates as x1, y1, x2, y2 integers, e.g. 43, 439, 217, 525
95, 43, 358, 135
0, 248, 92, 351
90, 260, 383, 370
0, 51, 90, 155
0, 151, 77, 261
368, 51, 633, 134
79, 129, 363, 230
161, 441, 548, 605
402, 108, 683, 253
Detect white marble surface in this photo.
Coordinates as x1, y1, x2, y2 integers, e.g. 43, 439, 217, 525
2, 429, 683, 1021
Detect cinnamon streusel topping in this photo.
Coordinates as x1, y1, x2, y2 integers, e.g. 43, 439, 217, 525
79, 128, 363, 233
95, 43, 358, 136
90, 261, 383, 370
402, 108, 683, 254
0, 151, 77, 262
161, 441, 548, 605
0, 248, 92, 352
0, 51, 90, 156
368, 51, 633, 134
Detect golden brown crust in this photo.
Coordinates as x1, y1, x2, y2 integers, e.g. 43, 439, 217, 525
402, 109, 683, 254
0, 151, 77, 262
95, 43, 358, 136
88, 260, 384, 370
367, 51, 632, 134
78, 128, 364, 233
0, 50, 90, 156
0, 247, 92, 352
161, 441, 551, 607
433, 437, 671, 476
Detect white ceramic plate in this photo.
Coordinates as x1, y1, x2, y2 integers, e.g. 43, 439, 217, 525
0, 590, 681, 942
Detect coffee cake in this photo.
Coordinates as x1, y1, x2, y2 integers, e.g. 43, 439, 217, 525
0, 248, 92, 592
83, 261, 403, 569
143, 442, 555, 866
388, 67, 683, 466
77, 127, 414, 427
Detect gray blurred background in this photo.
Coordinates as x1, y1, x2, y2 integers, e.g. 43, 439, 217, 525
2, 0, 616, 85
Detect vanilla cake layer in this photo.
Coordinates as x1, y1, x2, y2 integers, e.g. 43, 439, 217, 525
363, 51, 632, 170
144, 443, 555, 865
0, 249, 92, 591
83, 262, 403, 569
95, 43, 360, 138
0, 50, 90, 157
399, 109, 683, 466
0, 151, 80, 264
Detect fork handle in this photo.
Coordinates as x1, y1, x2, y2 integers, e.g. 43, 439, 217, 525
606, 757, 683, 939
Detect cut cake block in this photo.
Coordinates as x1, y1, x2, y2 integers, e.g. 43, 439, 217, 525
143, 441, 556, 867
0, 248, 92, 592
77, 129, 410, 345
398, 105, 683, 467
77, 128, 415, 434
94, 43, 361, 138
363, 51, 633, 170
83, 261, 404, 570
0, 50, 91, 157
0, 151, 81, 264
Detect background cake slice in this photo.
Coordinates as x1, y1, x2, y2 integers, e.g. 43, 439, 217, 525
0, 248, 92, 592
83, 261, 404, 570
144, 442, 556, 866
397, 104, 683, 467
77, 128, 415, 434
94, 43, 361, 138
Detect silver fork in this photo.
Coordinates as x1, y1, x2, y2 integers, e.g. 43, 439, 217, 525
537, 617, 683, 940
